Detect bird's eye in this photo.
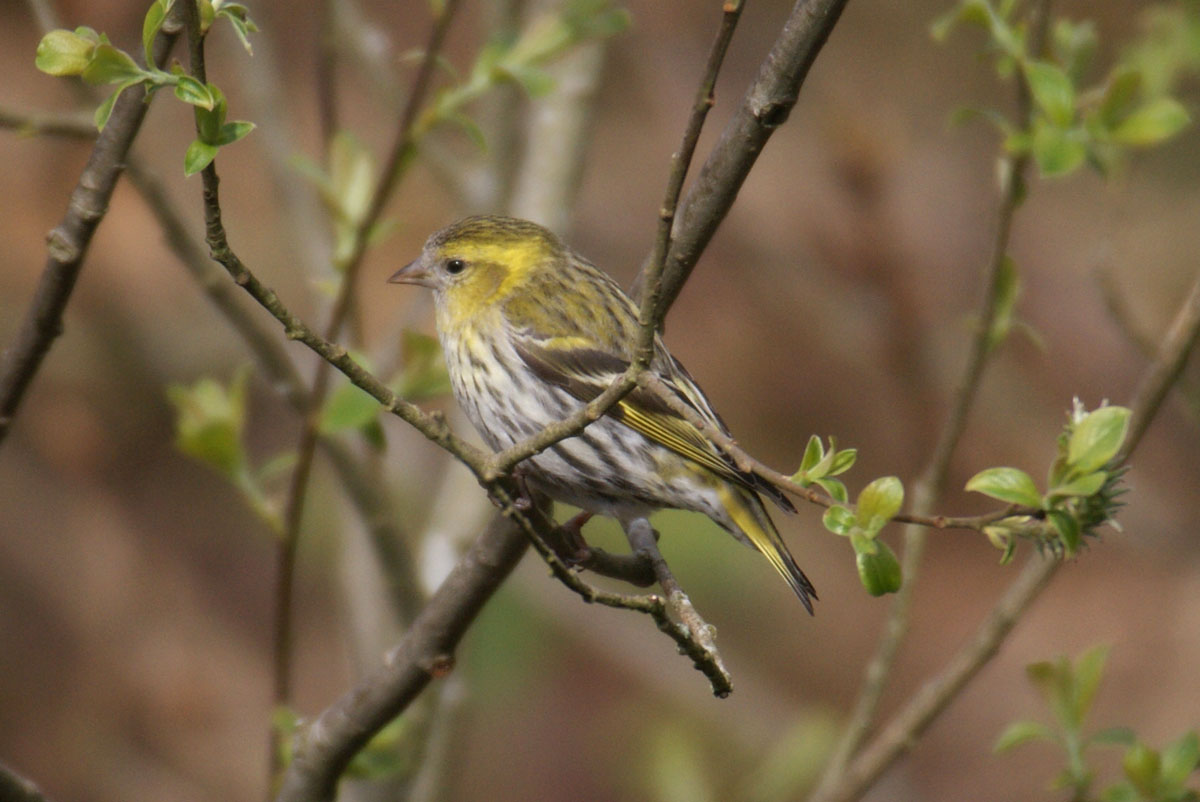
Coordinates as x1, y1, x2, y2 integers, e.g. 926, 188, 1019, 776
445, 258, 466, 275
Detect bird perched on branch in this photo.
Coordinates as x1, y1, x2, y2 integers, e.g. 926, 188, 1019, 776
390, 215, 816, 612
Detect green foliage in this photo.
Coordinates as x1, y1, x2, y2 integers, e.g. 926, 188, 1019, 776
166, 368, 283, 534
791, 434, 857, 503
934, 0, 1195, 178
966, 401, 1129, 562
34, 0, 256, 165
996, 646, 1200, 802
633, 713, 838, 802
292, 133, 384, 269
393, 331, 453, 401
414, 0, 630, 148
822, 475, 904, 596
187, 83, 256, 176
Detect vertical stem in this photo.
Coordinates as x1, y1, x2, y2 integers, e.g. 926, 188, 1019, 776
809, 3, 1053, 799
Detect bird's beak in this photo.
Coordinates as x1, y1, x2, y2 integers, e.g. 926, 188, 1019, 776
388, 260, 436, 288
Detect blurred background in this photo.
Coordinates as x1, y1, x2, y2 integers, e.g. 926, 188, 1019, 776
2, 0, 1199, 800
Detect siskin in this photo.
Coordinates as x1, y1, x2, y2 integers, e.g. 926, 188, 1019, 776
391, 215, 816, 612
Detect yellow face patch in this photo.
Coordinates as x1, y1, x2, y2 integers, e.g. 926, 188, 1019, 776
433, 238, 554, 330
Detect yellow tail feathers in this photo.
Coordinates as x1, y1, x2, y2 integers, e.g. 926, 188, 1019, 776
718, 484, 817, 614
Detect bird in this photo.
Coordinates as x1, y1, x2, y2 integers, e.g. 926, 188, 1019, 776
390, 215, 816, 612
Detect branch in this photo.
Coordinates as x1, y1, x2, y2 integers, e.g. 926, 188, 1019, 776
275, 514, 530, 802
634, 0, 744, 348
813, 252, 1200, 802
625, 518, 731, 693
810, 4, 1052, 796
0, 762, 50, 802
638, 0, 851, 315
0, 106, 96, 138
263, 0, 464, 780
812, 553, 1061, 802
1095, 265, 1200, 423
636, 372, 1031, 532
0, 4, 184, 448
490, 487, 734, 696
1120, 268, 1200, 461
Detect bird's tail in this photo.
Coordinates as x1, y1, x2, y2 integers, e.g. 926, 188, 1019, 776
718, 484, 817, 614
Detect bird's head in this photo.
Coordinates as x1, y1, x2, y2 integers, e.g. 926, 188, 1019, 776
390, 216, 564, 322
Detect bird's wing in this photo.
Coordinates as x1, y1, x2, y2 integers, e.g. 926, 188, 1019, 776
513, 336, 796, 513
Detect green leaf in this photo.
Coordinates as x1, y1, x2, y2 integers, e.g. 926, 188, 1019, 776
166, 370, 249, 477
1050, 470, 1107, 499
1047, 509, 1081, 554
966, 467, 1042, 508
1068, 406, 1130, 473
1051, 18, 1096, 83
92, 81, 136, 131
216, 4, 259, 55
1099, 782, 1139, 802
1160, 731, 1200, 790
829, 447, 857, 476
822, 505, 856, 536
856, 540, 902, 596
797, 434, 823, 475
1031, 120, 1087, 177
1024, 60, 1076, 127
994, 720, 1055, 752
184, 139, 219, 175
81, 43, 145, 85
174, 75, 215, 109
855, 476, 904, 535
319, 380, 381, 435
1072, 644, 1109, 723
35, 29, 97, 76
987, 255, 1020, 350
394, 332, 452, 400
1096, 67, 1142, 129
502, 62, 555, 97
216, 120, 255, 146
445, 111, 488, 152
1111, 97, 1191, 147
328, 132, 377, 227
142, 0, 170, 65
1122, 742, 1162, 798
1088, 726, 1137, 747
815, 477, 849, 504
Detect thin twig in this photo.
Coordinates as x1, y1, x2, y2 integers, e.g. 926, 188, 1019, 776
0, 107, 96, 138
0, 762, 50, 802
625, 518, 732, 694
1120, 267, 1200, 462
815, 554, 1061, 802
634, 0, 744, 349
491, 487, 734, 695
1096, 265, 1200, 424
814, 282, 1200, 799
638, 0, 851, 314
636, 373, 1030, 532
0, 4, 184, 448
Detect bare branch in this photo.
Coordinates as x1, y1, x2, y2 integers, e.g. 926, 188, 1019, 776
0, 4, 184, 448
811, 4, 1052, 794
811, 554, 1061, 802
0, 762, 50, 802
635, 0, 745, 353
275, 514, 530, 802
0, 107, 96, 138
1120, 269, 1200, 461
644, 0, 851, 315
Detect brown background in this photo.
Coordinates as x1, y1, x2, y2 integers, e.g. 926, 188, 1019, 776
2, 1, 1198, 800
